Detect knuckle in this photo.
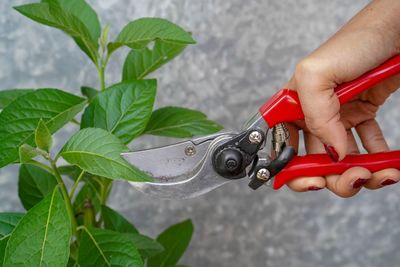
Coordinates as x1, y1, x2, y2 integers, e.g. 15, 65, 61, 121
305, 117, 328, 136
295, 58, 327, 84
366, 132, 386, 147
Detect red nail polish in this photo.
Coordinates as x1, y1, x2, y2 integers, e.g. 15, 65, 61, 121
352, 178, 368, 189
381, 179, 398, 186
323, 144, 339, 162
308, 186, 323, 191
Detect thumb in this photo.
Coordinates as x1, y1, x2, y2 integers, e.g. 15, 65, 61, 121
292, 60, 347, 161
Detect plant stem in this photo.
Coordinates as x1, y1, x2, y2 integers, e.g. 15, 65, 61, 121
82, 199, 95, 227
93, 51, 114, 223
98, 64, 106, 91
69, 170, 85, 198
97, 52, 111, 91
50, 159, 78, 233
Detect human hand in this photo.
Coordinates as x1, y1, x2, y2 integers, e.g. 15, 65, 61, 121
285, 0, 400, 197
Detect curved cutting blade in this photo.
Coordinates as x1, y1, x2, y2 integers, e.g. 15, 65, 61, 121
121, 133, 236, 199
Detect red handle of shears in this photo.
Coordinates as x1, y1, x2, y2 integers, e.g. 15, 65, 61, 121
273, 151, 400, 189
258, 55, 400, 189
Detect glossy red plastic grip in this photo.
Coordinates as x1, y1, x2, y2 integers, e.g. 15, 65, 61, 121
259, 55, 400, 127
273, 151, 400, 189
258, 55, 400, 190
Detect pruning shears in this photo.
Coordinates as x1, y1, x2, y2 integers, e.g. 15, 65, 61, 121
122, 55, 400, 199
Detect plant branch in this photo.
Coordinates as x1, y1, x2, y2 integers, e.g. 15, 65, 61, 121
98, 65, 106, 91
69, 170, 85, 198
97, 50, 111, 91
27, 160, 54, 175
50, 159, 78, 233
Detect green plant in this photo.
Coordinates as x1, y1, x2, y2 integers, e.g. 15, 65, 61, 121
0, 1, 222, 266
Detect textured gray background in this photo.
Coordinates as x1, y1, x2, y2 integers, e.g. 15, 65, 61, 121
1, 0, 400, 267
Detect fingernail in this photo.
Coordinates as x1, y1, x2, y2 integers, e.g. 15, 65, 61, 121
352, 178, 368, 189
323, 144, 339, 162
381, 179, 398, 186
308, 186, 323, 191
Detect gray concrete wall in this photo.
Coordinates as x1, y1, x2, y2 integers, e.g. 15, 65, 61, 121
1, 1, 400, 266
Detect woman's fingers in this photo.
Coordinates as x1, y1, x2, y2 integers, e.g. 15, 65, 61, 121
301, 130, 372, 197
285, 176, 326, 192
355, 119, 389, 153
286, 123, 299, 154
346, 129, 360, 154
286, 128, 373, 197
294, 59, 348, 161
322, 129, 370, 197
354, 119, 400, 189
286, 132, 326, 192
325, 167, 372, 198
364, 168, 400, 189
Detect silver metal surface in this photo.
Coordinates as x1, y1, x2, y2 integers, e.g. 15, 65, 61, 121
272, 123, 290, 156
122, 133, 236, 199
122, 111, 275, 199
256, 168, 270, 181
184, 145, 196, 156
249, 130, 263, 144
122, 140, 208, 180
242, 112, 269, 133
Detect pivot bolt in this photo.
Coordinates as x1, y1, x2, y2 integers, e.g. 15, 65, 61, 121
249, 131, 263, 144
185, 145, 196, 156
226, 159, 238, 170
256, 168, 270, 181
213, 148, 244, 177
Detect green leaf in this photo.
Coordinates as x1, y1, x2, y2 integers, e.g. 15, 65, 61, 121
81, 86, 99, 100
3, 188, 72, 267
14, 2, 99, 62
81, 80, 156, 144
125, 233, 164, 260
77, 227, 143, 267
108, 17, 195, 55
0, 89, 86, 168
100, 24, 110, 50
18, 164, 58, 210
42, 0, 101, 43
0, 89, 33, 109
61, 128, 151, 181
0, 236, 9, 267
58, 165, 94, 183
18, 144, 41, 164
58, 165, 83, 180
145, 107, 223, 138
67, 257, 77, 267
147, 219, 193, 267
35, 119, 53, 152
122, 40, 187, 81
101, 205, 138, 234
0, 213, 24, 238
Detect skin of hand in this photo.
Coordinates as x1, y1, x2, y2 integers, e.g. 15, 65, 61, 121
285, 0, 400, 197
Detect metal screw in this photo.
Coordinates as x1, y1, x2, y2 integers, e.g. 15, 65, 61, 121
249, 131, 263, 144
226, 159, 238, 170
256, 168, 270, 181
184, 145, 196, 156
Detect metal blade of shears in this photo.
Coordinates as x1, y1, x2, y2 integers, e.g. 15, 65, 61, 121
122, 133, 236, 199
